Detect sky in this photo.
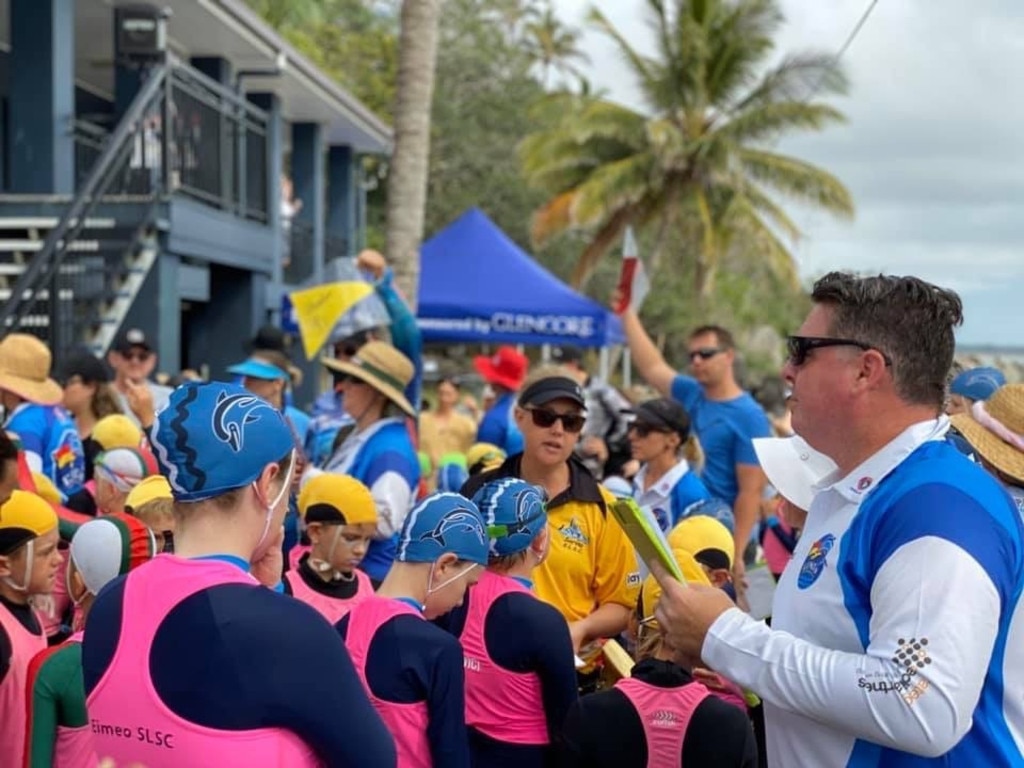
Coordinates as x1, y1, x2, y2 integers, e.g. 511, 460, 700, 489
551, 0, 1023, 347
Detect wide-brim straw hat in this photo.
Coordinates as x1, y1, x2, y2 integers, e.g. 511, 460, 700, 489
951, 384, 1024, 485
0, 334, 63, 406
322, 340, 415, 418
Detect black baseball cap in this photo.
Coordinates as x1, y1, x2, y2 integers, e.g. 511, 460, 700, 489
245, 324, 292, 356
113, 328, 153, 354
551, 346, 584, 364
518, 376, 586, 409
59, 353, 111, 385
628, 398, 692, 439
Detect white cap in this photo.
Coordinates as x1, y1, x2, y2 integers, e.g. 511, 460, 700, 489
753, 436, 837, 511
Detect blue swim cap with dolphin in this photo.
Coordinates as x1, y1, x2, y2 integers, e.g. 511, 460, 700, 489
471, 478, 547, 557
149, 381, 295, 502
396, 492, 488, 566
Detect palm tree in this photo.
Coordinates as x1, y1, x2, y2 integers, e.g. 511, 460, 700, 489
386, 0, 443, 308
520, 0, 854, 300
524, 5, 590, 88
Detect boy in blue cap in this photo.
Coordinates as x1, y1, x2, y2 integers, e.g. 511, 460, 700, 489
947, 366, 1006, 416
338, 492, 488, 768
439, 478, 578, 768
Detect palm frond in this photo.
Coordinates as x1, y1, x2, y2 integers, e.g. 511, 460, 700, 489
531, 191, 578, 245
718, 100, 845, 145
738, 148, 854, 216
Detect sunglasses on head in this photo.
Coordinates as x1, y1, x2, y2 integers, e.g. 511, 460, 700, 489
786, 335, 893, 367
526, 407, 585, 433
688, 347, 723, 362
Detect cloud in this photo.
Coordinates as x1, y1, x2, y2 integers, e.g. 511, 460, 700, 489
554, 0, 1022, 345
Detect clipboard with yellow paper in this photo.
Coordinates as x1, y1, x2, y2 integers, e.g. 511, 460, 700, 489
609, 498, 685, 582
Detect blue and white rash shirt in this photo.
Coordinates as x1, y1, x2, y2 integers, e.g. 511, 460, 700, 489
702, 418, 1024, 766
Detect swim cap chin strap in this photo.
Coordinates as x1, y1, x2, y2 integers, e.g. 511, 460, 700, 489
2, 539, 33, 593
252, 449, 296, 555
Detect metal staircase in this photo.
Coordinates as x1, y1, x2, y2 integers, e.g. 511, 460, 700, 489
0, 60, 171, 364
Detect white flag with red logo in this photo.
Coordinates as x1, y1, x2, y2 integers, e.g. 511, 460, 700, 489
612, 226, 650, 314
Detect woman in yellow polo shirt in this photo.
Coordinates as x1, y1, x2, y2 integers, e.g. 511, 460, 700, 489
461, 369, 640, 664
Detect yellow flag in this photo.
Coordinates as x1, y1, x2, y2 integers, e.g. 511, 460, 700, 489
290, 282, 374, 360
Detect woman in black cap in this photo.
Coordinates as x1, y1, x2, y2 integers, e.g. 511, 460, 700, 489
462, 368, 640, 685
628, 398, 718, 533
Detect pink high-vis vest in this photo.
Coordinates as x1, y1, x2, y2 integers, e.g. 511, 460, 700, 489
283, 567, 374, 624
460, 570, 549, 745
615, 676, 710, 768
345, 597, 431, 768
85, 556, 320, 767
53, 631, 99, 768
0, 600, 46, 767
288, 544, 311, 571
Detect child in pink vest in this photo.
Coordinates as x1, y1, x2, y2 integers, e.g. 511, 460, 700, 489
25, 513, 157, 768
560, 549, 758, 767
0, 491, 61, 768
81, 381, 395, 768
436, 477, 577, 767
284, 474, 377, 623
338, 492, 489, 768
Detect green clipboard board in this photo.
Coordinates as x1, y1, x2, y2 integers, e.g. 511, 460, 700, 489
609, 498, 685, 582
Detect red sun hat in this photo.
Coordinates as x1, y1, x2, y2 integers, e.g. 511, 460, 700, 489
474, 346, 528, 391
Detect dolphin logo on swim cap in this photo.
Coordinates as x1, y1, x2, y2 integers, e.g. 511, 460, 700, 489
212, 392, 273, 453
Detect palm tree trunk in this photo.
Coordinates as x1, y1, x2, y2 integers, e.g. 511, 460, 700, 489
386, 0, 442, 310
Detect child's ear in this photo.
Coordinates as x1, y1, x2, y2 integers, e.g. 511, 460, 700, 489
305, 522, 323, 545
0, 555, 11, 579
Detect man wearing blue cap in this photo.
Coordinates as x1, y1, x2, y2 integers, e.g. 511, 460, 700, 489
82, 382, 395, 768
337, 492, 489, 768
947, 366, 1006, 416
438, 478, 578, 768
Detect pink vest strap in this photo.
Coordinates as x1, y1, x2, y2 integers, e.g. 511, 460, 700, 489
461, 570, 549, 745
0, 602, 46, 768
346, 597, 432, 768
86, 555, 319, 767
288, 544, 311, 571
284, 567, 374, 624
615, 676, 710, 768
0, 606, 46, 765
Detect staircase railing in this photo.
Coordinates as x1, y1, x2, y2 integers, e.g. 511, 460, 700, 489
0, 59, 173, 355
0, 52, 275, 363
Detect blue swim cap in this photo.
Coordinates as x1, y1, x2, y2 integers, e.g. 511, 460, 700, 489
150, 382, 294, 502
395, 492, 488, 565
436, 463, 469, 493
950, 367, 1005, 402
471, 478, 547, 557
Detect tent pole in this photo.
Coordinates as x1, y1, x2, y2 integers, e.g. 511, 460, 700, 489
542, 344, 551, 364
599, 346, 610, 381
623, 347, 632, 389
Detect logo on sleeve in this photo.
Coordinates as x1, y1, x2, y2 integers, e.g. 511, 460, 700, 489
797, 533, 835, 589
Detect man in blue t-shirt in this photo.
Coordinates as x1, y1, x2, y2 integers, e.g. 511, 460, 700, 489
618, 311, 770, 583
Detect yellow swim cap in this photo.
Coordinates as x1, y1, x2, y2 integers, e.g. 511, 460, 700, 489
0, 490, 58, 555
639, 547, 711, 622
91, 414, 142, 451
298, 475, 377, 526
125, 475, 173, 511
467, 443, 505, 475
668, 514, 735, 570
30, 472, 63, 506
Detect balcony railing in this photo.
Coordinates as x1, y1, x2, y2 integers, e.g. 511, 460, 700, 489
71, 61, 271, 220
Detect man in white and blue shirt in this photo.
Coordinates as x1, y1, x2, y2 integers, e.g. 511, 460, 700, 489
649, 272, 1024, 766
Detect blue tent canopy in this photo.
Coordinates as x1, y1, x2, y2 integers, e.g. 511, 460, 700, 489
417, 208, 624, 347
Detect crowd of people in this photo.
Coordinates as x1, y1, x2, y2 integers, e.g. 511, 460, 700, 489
0, 251, 1021, 767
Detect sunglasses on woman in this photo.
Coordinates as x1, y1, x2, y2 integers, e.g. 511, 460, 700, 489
525, 407, 586, 434
629, 422, 668, 438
